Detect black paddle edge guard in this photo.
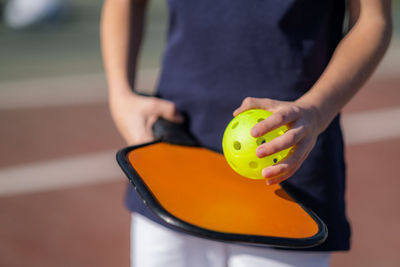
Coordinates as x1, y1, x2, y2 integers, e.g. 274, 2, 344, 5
116, 141, 328, 249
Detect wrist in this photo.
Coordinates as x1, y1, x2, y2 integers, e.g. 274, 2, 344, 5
108, 86, 139, 115
104, 69, 133, 93
295, 96, 330, 135
108, 81, 136, 99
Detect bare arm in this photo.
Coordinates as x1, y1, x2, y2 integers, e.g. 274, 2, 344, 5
297, 0, 393, 133
101, 0, 146, 93
101, 0, 183, 145
234, 0, 392, 185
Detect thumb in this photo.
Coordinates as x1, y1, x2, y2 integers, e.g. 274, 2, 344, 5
233, 97, 278, 117
154, 99, 184, 123
233, 97, 269, 117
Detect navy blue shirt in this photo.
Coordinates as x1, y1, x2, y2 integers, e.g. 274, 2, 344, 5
126, 0, 350, 251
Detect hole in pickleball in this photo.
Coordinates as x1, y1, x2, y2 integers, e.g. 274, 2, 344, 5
273, 158, 278, 163
231, 122, 239, 129
233, 141, 241, 150
257, 118, 265, 123
256, 138, 266, 146
249, 161, 258, 169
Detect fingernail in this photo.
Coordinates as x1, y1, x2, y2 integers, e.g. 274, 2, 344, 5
256, 147, 264, 157
262, 168, 273, 178
251, 128, 259, 137
266, 179, 275, 186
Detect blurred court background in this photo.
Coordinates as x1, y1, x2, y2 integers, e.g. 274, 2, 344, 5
0, 0, 399, 266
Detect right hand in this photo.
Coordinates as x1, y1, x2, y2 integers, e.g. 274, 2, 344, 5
109, 89, 184, 145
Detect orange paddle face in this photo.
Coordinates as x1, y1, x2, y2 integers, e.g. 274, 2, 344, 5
127, 143, 320, 240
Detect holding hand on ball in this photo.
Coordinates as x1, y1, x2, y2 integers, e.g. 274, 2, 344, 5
233, 97, 322, 186
223, 109, 291, 180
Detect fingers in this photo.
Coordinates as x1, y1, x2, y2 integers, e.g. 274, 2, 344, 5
233, 97, 301, 138
153, 98, 184, 123
251, 107, 301, 137
122, 116, 153, 145
231, 97, 319, 186
124, 125, 154, 146
255, 126, 304, 158
261, 138, 313, 185
233, 97, 276, 116
125, 98, 183, 145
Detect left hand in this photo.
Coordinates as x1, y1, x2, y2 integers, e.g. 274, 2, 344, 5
233, 97, 322, 186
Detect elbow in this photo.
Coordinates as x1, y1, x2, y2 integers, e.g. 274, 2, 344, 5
377, 17, 393, 52
355, 14, 393, 50
384, 18, 393, 45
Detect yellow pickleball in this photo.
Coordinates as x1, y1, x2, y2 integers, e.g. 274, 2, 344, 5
222, 109, 291, 179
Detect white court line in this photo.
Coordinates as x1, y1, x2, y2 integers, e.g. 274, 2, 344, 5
0, 69, 159, 109
0, 150, 121, 197
0, 43, 399, 109
341, 107, 400, 145
0, 40, 398, 109
0, 73, 108, 109
0, 107, 399, 197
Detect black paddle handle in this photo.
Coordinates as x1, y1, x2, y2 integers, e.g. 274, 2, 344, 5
152, 117, 199, 147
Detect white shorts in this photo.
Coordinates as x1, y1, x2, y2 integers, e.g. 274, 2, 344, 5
131, 213, 330, 267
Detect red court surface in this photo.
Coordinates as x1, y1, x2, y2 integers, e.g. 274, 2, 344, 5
0, 77, 399, 266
